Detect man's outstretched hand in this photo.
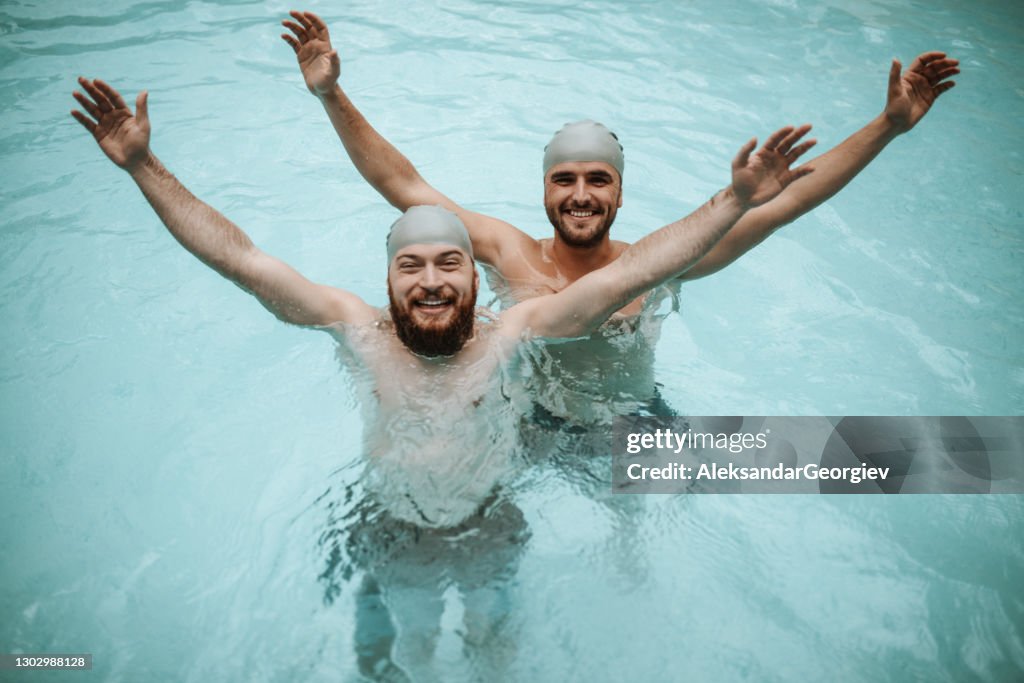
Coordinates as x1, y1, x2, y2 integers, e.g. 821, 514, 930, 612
71, 77, 151, 171
885, 52, 958, 133
731, 125, 816, 207
282, 10, 339, 97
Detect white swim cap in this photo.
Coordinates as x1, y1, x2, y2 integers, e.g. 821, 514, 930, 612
543, 120, 624, 178
386, 205, 473, 262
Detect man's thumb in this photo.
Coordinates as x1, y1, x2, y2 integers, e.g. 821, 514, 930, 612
136, 91, 149, 126
888, 59, 901, 92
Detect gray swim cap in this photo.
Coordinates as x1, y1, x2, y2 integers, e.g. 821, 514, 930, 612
386, 205, 474, 262
542, 120, 624, 178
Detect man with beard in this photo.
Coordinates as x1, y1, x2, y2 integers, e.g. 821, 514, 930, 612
281, 10, 959, 422
71, 76, 812, 525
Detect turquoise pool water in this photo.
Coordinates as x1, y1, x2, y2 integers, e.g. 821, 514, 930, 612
2, 0, 1022, 681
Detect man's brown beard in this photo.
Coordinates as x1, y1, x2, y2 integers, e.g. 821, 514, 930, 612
388, 281, 477, 357
546, 207, 617, 248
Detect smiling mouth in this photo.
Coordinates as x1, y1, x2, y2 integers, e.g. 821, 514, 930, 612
413, 297, 454, 314
562, 208, 603, 224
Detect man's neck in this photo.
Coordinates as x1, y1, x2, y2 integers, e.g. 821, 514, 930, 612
547, 234, 623, 283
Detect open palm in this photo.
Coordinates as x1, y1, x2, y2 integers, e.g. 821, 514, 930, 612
71, 77, 150, 171
885, 52, 958, 133
731, 125, 816, 207
282, 10, 340, 96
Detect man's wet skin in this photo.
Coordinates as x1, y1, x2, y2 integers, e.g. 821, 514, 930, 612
284, 8, 958, 426
544, 161, 621, 250
388, 244, 479, 357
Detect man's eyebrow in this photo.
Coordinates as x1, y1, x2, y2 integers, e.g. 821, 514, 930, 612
437, 250, 465, 260
550, 171, 576, 181
587, 170, 614, 181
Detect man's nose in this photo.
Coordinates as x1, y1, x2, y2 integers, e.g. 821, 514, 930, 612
419, 264, 443, 289
572, 178, 591, 204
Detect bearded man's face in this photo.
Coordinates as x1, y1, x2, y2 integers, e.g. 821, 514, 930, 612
387, 245, 478, 357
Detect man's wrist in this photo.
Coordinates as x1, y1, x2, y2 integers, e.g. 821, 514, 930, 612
722, 184, 753, 212
126, 152, 160, 179
877, 111, 908, 138
317, 84, 344, 104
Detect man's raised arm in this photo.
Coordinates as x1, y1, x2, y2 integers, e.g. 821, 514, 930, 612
507, 126, 815, 339
682, 52, 958, 280
281, 10, 526, 266
71, 77, 374, 328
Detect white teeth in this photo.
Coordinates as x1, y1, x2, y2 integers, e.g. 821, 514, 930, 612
569, 210, 595, 218
417, 299, 449, 307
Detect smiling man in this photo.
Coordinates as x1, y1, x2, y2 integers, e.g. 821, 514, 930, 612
71, 76, 812, 525
281, 10, 958, 422
385, 206, 480, 357
542, 119, 625, 249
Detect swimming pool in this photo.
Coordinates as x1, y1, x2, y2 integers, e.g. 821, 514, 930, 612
2, 0, 1022, 680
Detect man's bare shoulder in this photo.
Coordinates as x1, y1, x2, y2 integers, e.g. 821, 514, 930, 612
321, 308, 389, 345
493, 232, 554, 281
502, 229, 546, 259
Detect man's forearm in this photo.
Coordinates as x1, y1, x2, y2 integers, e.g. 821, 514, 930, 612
778, 113, 899, 213
128, 153, 258, 282
531, 188, 748, 339
616, 187, 747, 295
318, 86, 420, 208
685, 114, 900, 279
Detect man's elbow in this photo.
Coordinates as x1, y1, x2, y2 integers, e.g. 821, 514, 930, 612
378, 161, 427, 205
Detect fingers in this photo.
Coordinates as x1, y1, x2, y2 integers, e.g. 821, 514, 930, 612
789, 164, 815, 182
928, 61, 959, 88
305, 11, 329, 34
935, 80, 956, 97
762, 125, 794, 151
290, 10, 313, 32
290, 10, 313, 36
281, 32, 300, 53
764, 123, 816, 162
907, 51, 947, 72
917, 57, 960, 85
785, 139, 817, 163
72, 77, 144, 130
70, 109, 97, 134
733, 137, 757, 169
924, 58, 959, 73
282, 11, 331, 47
72, 90, 101, 119
293, 11, 329, 41
775, 124, 812, 155
94, 79, 127, 110
281, 20, 308, 43
904, 52, 960, 89
78, 76, 112, 112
